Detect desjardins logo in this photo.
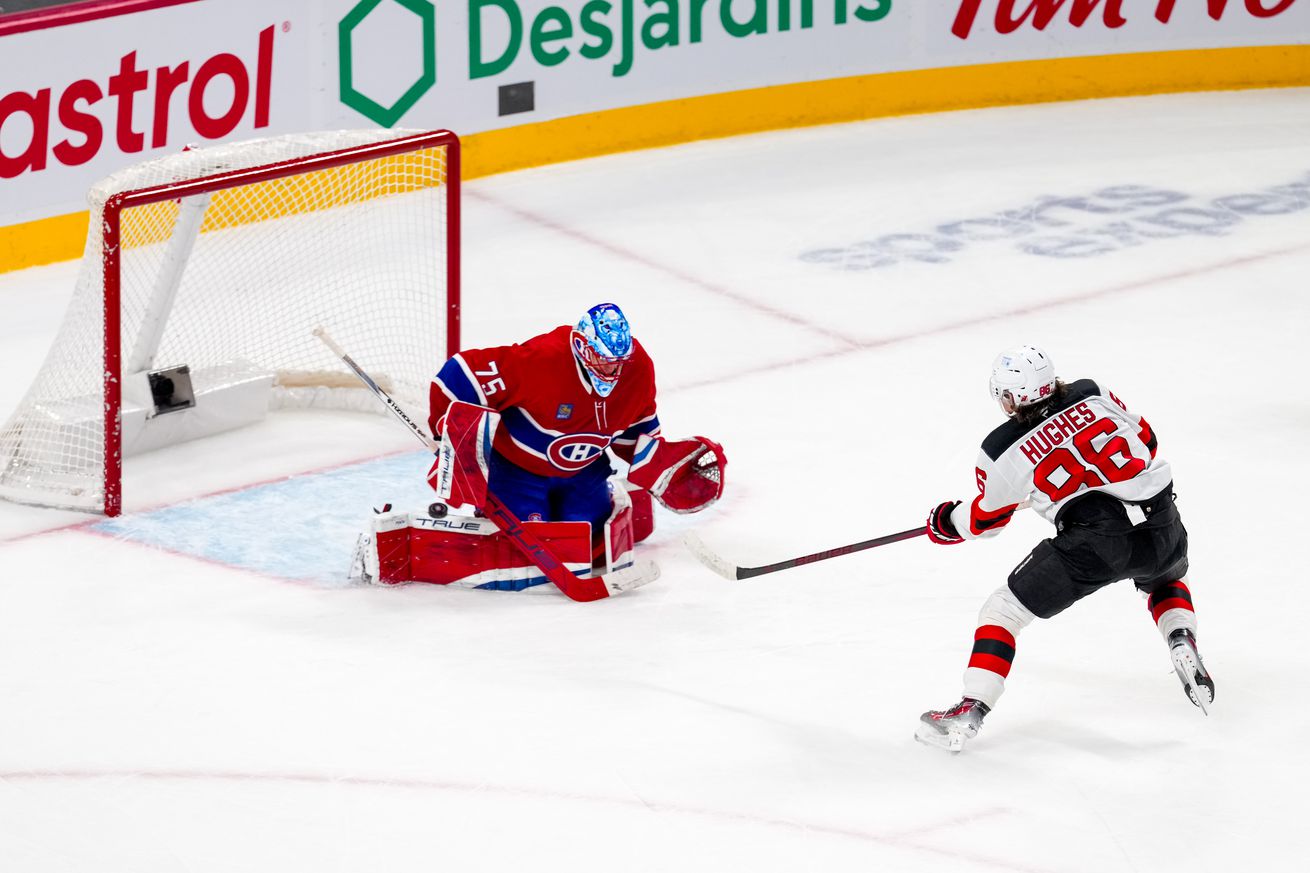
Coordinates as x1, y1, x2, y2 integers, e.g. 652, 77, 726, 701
472, 0, 893, 78
337, 0, 892, 124
339, 0, 437, 126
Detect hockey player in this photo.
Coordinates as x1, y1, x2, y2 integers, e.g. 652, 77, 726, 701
916, 346, 1212, 752
427, 301, 725, 530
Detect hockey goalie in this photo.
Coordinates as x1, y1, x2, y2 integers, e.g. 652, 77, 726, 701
350, 303, 726, 592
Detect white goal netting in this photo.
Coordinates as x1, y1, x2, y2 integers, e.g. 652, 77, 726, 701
0, 129, 457, 514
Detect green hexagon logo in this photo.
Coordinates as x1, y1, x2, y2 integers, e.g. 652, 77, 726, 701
339, 0, 436, 127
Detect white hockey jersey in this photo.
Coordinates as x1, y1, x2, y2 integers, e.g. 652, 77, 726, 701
949, 379, 1172, 539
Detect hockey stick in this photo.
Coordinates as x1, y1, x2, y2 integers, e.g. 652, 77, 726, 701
682, 527, 926, 581
313, 327, 657, 602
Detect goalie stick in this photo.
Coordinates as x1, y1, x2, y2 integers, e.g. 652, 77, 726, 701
682, 527, 926, 581
312, 327, 657, 602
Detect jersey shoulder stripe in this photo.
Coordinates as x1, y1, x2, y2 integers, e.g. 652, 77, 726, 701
980, 378, 1101, 461
434, 354, 488, 407
613, 413, 661, 446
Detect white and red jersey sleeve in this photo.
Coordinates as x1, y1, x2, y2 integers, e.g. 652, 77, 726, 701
949, 379, 1172, 538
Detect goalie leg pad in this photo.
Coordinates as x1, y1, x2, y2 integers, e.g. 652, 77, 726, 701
355, 510, 593, 591
599, 477, 637, 575
349, 511, 415, 585
628, 434, 727, 514
615, 479, 655, 543
427, 401, 500, 512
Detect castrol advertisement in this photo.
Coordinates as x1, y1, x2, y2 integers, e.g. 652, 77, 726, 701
0, 1, 312, 225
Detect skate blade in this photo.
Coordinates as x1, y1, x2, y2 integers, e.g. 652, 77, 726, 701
914, 723, 967, 754
1171, 645, 1211, 716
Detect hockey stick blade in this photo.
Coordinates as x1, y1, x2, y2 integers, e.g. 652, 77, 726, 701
604, 560, 661, 593
683, 526, 926, 581
682, 532, 742, 580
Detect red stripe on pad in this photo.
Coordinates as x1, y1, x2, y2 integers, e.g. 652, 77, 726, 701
968, 653, 1014, 678
1151, 597, 1195, 623
974, 625, 1017, 647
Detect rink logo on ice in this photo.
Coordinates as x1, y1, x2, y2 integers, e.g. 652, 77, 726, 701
338, 0, 437, 127
800, 173, 1310, 269
0, 26, 276, 180
950, 0, 1300, 39
470, 0, 893, 80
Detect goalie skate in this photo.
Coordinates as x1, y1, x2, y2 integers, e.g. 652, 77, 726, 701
1169, 629, 1214, 715
914, 698, 989, 753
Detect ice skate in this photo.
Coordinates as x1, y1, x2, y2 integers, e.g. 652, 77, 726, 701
915, 698, 989, 753
347, 532, 375, 584
1168, 629, 1214, 715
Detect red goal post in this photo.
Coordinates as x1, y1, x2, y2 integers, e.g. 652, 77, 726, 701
0, 129, 460, 517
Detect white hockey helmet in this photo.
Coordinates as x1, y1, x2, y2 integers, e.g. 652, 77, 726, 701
989, 346, 1056, 416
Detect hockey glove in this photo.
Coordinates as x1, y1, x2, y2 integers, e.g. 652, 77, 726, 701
927, 501, 965, 545
627, 434, 726, 514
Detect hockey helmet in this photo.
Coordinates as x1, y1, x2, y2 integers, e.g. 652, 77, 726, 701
989, 345, 1056, 416
571, 303, 634, 397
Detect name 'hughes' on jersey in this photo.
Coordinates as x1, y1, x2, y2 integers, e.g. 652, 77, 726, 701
952, 379, 1172, 538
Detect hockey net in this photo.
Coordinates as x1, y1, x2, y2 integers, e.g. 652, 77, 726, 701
0, 129, 459, 516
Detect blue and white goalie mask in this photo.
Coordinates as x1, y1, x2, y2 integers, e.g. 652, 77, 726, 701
570, 303, 633, 397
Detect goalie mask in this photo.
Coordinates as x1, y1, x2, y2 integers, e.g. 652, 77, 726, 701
571, 303, 633, 398
989, 345, 1056, 417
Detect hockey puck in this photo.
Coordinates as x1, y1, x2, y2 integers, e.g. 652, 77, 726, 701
427, 502, 449, 519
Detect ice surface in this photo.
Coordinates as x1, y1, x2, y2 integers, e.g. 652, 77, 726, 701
1, 89, 1308, 872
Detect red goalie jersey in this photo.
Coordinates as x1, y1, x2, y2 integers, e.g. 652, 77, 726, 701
950, 379, 1172, 539
428, 325, 661, 478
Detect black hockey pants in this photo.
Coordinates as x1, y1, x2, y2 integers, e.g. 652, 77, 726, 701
1007, 486, 1188, 620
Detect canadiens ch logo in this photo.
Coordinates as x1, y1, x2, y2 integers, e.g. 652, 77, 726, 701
556, 403, 574, 420
546, 434, 610, 472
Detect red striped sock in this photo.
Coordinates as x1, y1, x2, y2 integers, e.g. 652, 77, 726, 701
1148, 580, 1194, 624
968, 625, 1017, 678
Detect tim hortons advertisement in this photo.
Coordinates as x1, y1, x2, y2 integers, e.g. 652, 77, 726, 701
925, 0, 1310, 59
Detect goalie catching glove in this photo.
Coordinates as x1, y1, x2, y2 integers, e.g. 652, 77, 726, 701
627, 434, 726, 513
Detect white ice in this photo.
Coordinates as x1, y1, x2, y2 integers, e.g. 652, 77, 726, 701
2, 89, 1308, 872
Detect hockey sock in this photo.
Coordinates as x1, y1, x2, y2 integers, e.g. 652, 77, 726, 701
1147, 578, 1197, 641
961, 585, 1036, 709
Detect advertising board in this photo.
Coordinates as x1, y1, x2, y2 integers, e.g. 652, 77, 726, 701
2, 0, 1307, 268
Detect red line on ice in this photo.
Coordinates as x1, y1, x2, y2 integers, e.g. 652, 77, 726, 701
0, 767, 1060, 873
0, 447, 418, 545
465, 188, 864, 350
669, 241, 1310, 392
468, 187, 1309, 394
